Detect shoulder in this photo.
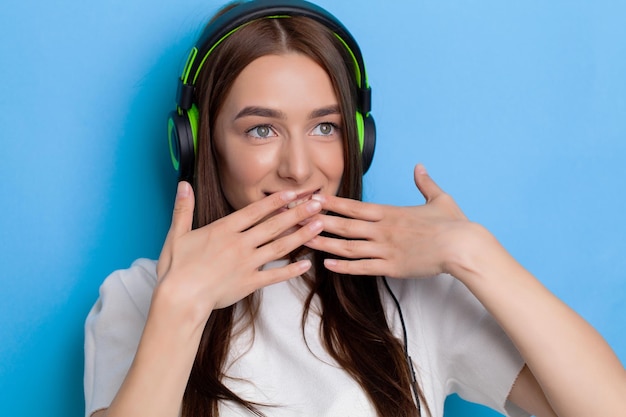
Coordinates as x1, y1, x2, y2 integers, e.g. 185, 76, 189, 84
385, 273, 505, 343
385, 273, 476, 313
86, 258, 158, 328
84, 259, 158, 416
384, 275, 526, 414
101, 257, 158, 291
100, 258, 157, 308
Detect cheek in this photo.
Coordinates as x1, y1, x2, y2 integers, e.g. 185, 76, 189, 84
218, 146, 279, 206
321, 142, 345, 191
225, 146, 280, 182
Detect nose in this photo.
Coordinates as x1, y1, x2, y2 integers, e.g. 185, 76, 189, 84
277, 134, 313, 184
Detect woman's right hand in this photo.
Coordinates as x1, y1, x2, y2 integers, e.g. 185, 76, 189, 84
155, 181, 323, 324
102, 180, 322, 417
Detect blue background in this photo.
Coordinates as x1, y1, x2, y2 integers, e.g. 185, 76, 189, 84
1, 0, 624, 416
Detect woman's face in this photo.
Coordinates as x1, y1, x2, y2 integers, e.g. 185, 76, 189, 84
213, 53, 344, 210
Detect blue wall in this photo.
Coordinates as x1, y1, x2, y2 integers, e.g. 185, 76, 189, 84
1, 1, 624, 416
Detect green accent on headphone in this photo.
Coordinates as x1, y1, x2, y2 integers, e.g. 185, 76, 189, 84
190, 15, 295, 85
191, 25, 249, 85
355, 111, 365, 152
334, 32, 369, 153
169, 0, 377, 181
184, 15, 369, 154
181, 47, 198, 85
334, 33, 368, 92
167, 118, 180, 171
188, 104, 199, 153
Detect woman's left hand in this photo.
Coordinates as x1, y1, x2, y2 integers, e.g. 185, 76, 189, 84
305, 164, 481, 279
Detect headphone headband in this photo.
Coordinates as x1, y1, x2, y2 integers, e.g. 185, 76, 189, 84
168, 0, 376, 182
177, 0, 371, 114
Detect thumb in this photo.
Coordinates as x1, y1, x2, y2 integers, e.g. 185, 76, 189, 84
169, 181, 195, 239
158, 181, 195, 279
413, 164, 445, 203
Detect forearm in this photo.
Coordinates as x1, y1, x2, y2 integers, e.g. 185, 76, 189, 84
451, 224, 626, 417
104, 282, 208, 417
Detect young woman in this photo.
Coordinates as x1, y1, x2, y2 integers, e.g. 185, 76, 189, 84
84, 1, 626, 416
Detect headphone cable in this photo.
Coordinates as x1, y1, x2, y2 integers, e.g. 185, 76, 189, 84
382, 276, 421, 413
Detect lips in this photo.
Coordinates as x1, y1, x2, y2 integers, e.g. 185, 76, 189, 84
266, 189, 320, 209
287, 194, 314, 209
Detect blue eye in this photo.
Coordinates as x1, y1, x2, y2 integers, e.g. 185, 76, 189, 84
311, 122, 339, 136
247, 125, 277, 139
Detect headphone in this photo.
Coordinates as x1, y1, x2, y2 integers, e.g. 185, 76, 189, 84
167, 0, 376, 183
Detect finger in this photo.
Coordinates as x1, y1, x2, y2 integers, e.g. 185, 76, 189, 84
229, 191, 300, 232
257, 258, 313, 287
171, 181, 195, 232
304, 235, 380, 260
158, 181, 195, 278
323, 257, 389, 277
413, 164, 445, 203
311, 194, 383, 222
247, 199, 322, 247
255, 217, 324, 262
315, 213, 373, 239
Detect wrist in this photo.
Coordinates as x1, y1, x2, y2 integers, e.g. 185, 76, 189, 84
441, 221, 506, 284
150, 276, 214, 341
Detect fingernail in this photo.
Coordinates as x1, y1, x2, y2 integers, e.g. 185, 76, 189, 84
308, 220, 323, 232
281, 190, 297, 201
298, 259, 312, 270
416, 164, 427, 175
324, 259, 337, 267
306, 200, 322, 213
177, 181, 190, 198
311, 194, 325, 202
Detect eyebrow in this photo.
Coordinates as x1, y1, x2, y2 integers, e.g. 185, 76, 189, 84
234, 106, 286, 120
309, 105, 340, 119
233, 105, 340, 121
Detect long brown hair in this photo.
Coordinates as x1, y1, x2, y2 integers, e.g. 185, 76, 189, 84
183, 5, 426, 417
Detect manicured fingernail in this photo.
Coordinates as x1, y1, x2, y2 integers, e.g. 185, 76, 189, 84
308, 220, 323, 232
177, 181, 190, 198
281, 191, 297, 201
306, 200, 322, 213
298, 259, 312, 270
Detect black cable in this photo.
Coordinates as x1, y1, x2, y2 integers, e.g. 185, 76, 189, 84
382, 277, 421, 413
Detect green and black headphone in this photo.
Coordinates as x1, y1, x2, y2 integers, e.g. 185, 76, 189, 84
167, 0, 376, 183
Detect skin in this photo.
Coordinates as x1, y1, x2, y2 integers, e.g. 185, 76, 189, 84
92, 53, 626, 417
305, 166, 626, 416
213, 53, 344, 213
94, 54, 343, 417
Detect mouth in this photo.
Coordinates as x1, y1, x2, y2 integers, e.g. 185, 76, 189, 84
267, 189, 321, 210
286, 191, 319, 209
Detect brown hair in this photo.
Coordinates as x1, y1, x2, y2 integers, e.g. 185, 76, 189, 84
183, 5, 426, 417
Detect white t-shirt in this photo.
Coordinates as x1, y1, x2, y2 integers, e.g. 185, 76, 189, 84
84, 258, 529, 417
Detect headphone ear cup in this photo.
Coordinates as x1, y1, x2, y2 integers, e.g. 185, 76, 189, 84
187, 104, 200, 150
360, 113, 376, 173
167, 108, 196, 182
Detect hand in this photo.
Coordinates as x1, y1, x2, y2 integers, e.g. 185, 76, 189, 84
305, 164, 475, 279
156, 181, 324, 321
